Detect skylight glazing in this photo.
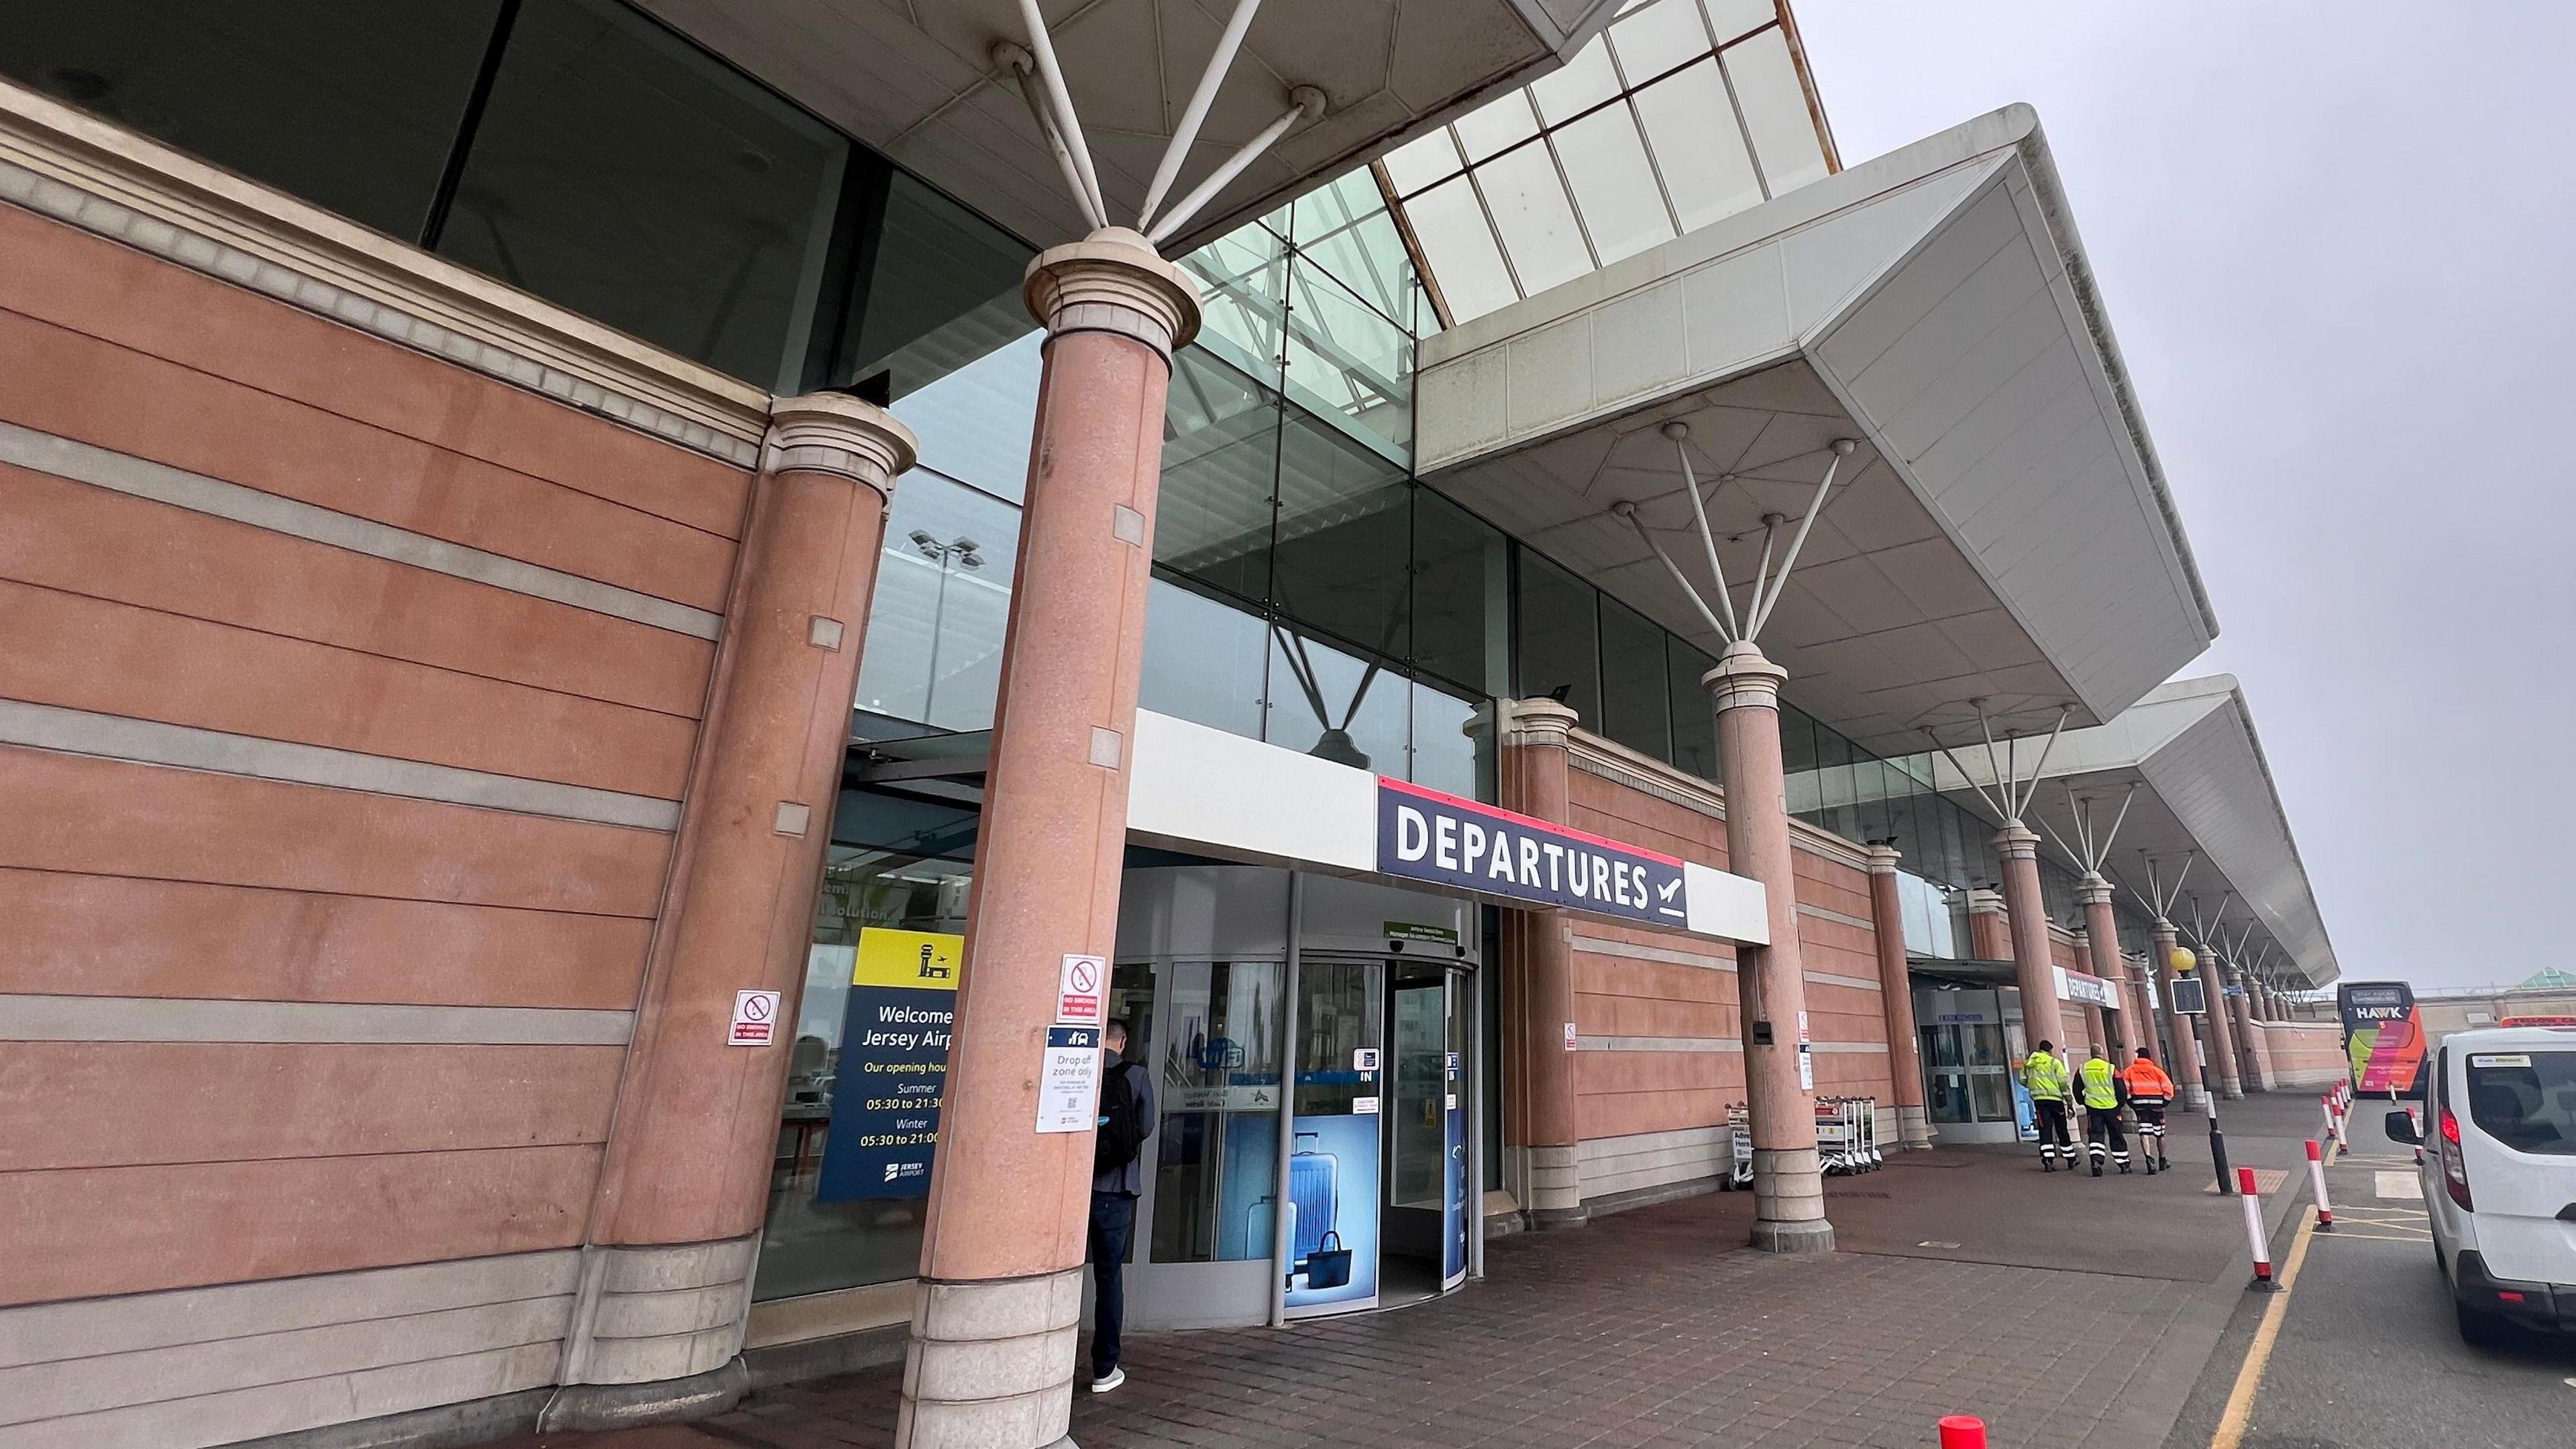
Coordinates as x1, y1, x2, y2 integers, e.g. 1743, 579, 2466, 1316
1375, 0, 1836, 327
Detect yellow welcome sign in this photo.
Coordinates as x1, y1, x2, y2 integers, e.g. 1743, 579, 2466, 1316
854, 928, 963, 991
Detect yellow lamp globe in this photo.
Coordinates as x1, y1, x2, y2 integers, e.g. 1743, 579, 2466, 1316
2169, 946, 2197, 973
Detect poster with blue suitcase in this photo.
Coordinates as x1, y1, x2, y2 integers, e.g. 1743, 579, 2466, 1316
1282, 1114, 1378, 1311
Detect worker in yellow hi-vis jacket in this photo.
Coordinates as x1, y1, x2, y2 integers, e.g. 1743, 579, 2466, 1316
2020, 1040, 2076, 1173
2078, 1047, 2133, 1177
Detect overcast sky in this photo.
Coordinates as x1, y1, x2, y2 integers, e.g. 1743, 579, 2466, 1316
1792, 3, 2576, 992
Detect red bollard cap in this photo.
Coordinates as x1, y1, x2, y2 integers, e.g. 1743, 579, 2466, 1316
1938, 1415, 1989, 1449
2238, 1166, 2259, 1194
2305, 1138, 2321, 1161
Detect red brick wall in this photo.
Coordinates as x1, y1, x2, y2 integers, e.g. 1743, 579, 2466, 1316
0, 199, 752, 1307
1550, 751, 1897, 1191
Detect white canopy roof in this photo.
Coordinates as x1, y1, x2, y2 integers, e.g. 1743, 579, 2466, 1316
1413, 105, 2218, 753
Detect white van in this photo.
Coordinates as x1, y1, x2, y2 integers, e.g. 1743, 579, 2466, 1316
2388, 1025, 2576, 1344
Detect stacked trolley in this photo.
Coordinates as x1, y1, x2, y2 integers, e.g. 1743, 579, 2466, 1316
1723, 1096, 1883, 1187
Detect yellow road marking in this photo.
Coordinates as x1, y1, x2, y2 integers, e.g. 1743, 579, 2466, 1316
2210, 1208, 2319, 1449
2314, 1230, 2430, 1243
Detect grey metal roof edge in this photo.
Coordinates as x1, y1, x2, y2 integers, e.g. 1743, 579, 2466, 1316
2205, 678, 2342, 984
2008, 120, 2222, 645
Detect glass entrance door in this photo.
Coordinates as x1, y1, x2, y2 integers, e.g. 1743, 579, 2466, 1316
1383, 963, 1468, 1297
1283, 954, 1383, 1317
1122, 957, 1287, 1330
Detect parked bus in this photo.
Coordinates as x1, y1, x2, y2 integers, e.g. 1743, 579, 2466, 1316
2339, 980, 2428, 1097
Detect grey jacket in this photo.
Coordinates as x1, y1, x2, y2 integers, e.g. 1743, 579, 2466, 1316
1091, 1060, 1155, 1195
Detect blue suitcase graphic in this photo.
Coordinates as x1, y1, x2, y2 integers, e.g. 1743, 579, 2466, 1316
1287, 1132, 1339, 1266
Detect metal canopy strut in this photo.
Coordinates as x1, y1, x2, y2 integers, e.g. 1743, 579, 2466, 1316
1613, 421, 1856, 650
1001, 0, 1324, 246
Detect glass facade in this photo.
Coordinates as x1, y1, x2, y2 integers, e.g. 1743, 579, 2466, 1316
1374, 0, 1835, 325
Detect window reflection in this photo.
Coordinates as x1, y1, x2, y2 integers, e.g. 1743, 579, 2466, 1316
1666, 636, 1719, 782
834, 170, 1036, 407
854, 473, 1019, 731
1599, 594, 1671, 761
1515, 549, 1601, 728
438, 0, 845, 390
1271, 437, 1407, 663
0, 0, 503, 242
1159, 347, 1281, 606
1266, 625, 1409, 775
1150, 960, 1286, 1265
1140, 578, 1269, 740
1413, 490, 1511, 698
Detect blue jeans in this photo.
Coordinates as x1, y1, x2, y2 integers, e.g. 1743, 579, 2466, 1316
1087, 1191, 1136, 1376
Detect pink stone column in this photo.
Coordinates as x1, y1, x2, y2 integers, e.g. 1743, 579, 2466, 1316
2196, 949, 2245, 1101
1966, 889, 2009, 963
2072, 929, 2114, 1058
1707, 642, 1831, 1253
1864, 845, 1933, 1149
900, 228, 1196, 1449
2151, 922, 2206, 1110
574, 394, 912, 1399
1994, 825, 2066, 1061
2079, 876, 2130, 1057
2230, 966, 2271, 1089
1501, 699, 1587, 1227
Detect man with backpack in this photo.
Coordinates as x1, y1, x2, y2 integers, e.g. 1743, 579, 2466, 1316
1088, 1018, 1154, 1394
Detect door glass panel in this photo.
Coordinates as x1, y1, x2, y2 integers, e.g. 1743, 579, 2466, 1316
1389, 984, 1446, 1210
1295, 959, 1383, 1116
1148, 959, 1285, 1263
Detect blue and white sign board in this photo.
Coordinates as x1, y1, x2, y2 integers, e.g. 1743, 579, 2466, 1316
1379, 778, 1687, 927
1125, 710, 1769, 945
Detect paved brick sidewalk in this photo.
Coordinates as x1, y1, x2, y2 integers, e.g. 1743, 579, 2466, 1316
498, 1182, 2229, 1449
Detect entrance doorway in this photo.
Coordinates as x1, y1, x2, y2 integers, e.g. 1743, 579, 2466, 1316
1114, 866, 1481, 1330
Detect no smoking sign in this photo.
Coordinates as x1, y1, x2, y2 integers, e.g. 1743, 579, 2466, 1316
1057, 953, 1105, 1025
729, 989, 782, 1046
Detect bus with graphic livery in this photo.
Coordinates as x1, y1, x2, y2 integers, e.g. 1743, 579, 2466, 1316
2339, 979, 2428, 1097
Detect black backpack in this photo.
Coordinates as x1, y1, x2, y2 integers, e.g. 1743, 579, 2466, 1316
1094, 1062, 1147, 1177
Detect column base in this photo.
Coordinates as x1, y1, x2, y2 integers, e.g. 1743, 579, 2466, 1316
1750, 1218, 1837, 1254
1523, 1143, 1586, 1227
1895, 1104, 1935, 1150
1748, 1146, 1831, 1253
898, 1267, 1082, 1449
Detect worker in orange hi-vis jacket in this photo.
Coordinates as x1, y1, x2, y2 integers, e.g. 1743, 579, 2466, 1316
2123, 1048, 2178, 1174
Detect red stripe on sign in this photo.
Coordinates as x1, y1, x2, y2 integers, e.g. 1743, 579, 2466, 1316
1377, 776, 1686, 867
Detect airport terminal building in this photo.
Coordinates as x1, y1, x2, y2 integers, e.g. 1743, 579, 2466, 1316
0, 3, 2340, 1446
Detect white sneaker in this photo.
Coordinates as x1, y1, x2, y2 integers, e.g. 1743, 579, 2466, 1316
1089, 1366, 1125, 1394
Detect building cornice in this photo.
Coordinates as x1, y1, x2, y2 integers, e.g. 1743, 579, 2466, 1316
0, 77, 771, 466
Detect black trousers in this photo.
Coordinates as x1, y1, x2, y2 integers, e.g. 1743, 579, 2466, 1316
2133, 1099, 2169, 1150
2084, 1107, 2130, 1166
1087, 1190, 1136, 1376
2035, 1099, 2073, 1162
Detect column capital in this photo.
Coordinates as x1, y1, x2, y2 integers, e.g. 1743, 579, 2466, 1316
1864, 843, 1900, 875
1501, 697, 1582, 750
1992, 822, 2040, 859
1966, 888, 2006, 916
2076, 872, 2114, 906
1024, 226, 1201, 358
766, 392, 917, 498
1701, 639, 1788, 712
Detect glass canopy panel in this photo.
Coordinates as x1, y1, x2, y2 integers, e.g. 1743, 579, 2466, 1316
1633, 58, 1766, 231
1704, 0, 1779, 44
1724, 26, 1829, 196
1290, 170, 1415, 329
1403, 176, 1520, 322
1474, 144, 1595, 296
1452, 90, 1540, 163
1550, 104, 1675, 264
1178, 221, 1291, 388
1381, 127, 1463, 195
1527, 36, 1621, 125
1607, 0, 1714, 85
1283, 256, 1413, 460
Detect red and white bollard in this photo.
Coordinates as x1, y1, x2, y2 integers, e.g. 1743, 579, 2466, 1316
1938, 1415, 1988, 1449
2240, 1166, 2279, 1290
2319, 1095, 2339, 1155
2305, 1138, 2335, 1231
